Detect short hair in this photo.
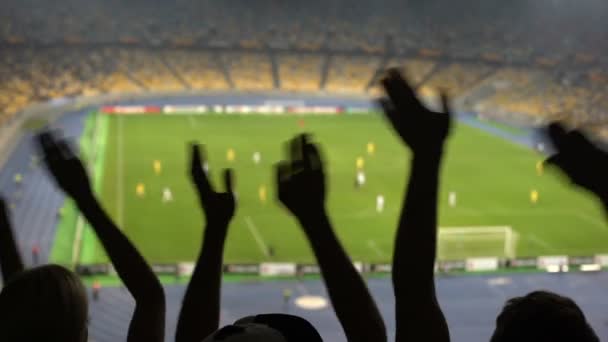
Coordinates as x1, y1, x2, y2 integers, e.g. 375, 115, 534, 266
0, 264, 88, 342
203, 314, 323, 342
491, 290, 598, 342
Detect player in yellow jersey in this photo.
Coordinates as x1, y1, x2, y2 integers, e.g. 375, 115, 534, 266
367, 142, 375, 156
259, 185, 267, 203
530, 189, 539, 204
536, 160, 544, 176
153, 160, 162, 175
356, 156, 365, 170
136, 182, 146, 197
227, 148, 235, 162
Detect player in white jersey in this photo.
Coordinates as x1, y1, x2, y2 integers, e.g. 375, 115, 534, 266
448, 191, 457, 207
162, 187, 174, 203
356, 171, 366, 188
253, 152, 261, 164
376, 195, 385, 213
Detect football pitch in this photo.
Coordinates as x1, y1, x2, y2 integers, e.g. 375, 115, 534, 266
52, 112, 608, 266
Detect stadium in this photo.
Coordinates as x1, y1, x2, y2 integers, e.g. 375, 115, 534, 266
0, 0, 607, 341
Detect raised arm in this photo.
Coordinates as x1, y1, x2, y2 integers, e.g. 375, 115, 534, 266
0, 197, 25, 282
176, 144, 235, 342
546, 123, 608, 214
37, 132, 165, 342
276, 135, 386, 342
380, 69, 451, 342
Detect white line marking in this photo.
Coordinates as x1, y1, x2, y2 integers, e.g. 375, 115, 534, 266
244, 216, 270, 258
573, 212, 607, 231
72, 113, 102, 265
117, 116, 125, 226
528, 234, 553, 249
367, 240, 386, 258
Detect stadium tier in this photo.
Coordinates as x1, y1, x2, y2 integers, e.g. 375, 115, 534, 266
278, 53, 325, 92
1, 49, 607, 133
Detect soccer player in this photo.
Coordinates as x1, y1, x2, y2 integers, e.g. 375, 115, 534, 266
356, 156, 365, 170
162, 187, 173, 203
153, 160, 162, 175
252, 152, 261, 164
282, 288, 293, 311
376, 194, 385, 213
355, 170, 366, 188
536, 160, 544, 176
259, 185, 267, 203
227, 148, 235, 162
367, 142, 375, 156
355, 157, 366, 188
136, 182, 146, 197
448, 191, 457, 207
530, 189, 539, 204
14, 173, 23, 186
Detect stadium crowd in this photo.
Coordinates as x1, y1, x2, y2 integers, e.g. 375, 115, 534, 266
1, 0, 608, 138
1, 69, 607, 341
1, 48, 607, 137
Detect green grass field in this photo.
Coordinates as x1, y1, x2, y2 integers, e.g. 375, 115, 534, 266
54, 112, 608, 265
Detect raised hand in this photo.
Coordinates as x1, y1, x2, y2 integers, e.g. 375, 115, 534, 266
381, 68, 451, 341
38, 130, 166, 342
190, 143, 235, 226
276, 134, 325, 219
37, 131, 92, 200
275, 135, 387, 342
546, 123, 608, 199
177, 144, 236, 342
380, 68, 451, 153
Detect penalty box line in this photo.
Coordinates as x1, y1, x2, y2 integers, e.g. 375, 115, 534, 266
244, 216, 271, 259
367, 240, 387, 258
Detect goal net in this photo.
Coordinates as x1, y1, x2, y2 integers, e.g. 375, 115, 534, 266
437, 226, 518, 260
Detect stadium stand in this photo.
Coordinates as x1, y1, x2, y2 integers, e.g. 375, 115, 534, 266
278, 53, 324, 92
222, 52, 274, 91
0, 113, 85, 266
164, 51, 230, 91
0, 0, 607, 135
116, 49, 186, 92
324, 56, 381, 93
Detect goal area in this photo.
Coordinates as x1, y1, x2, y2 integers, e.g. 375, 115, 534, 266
437, 226, 518, 260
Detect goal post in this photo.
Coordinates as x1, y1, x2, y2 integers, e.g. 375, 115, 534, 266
437, 226, 518, 260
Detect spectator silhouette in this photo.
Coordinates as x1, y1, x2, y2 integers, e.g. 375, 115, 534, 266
0, 131, 166, 342
176, 143, 236, 342
379, 69, 602, 342
380, 68, 452, 342
0, 196, 89, 341
0, 198, 25, 281
38, 131, 166, 342
276, 134, 387, 342
490, 290, 598, 342
545, 123, 608, 213
176, 143, 323, 342
488, 124, 604, 342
